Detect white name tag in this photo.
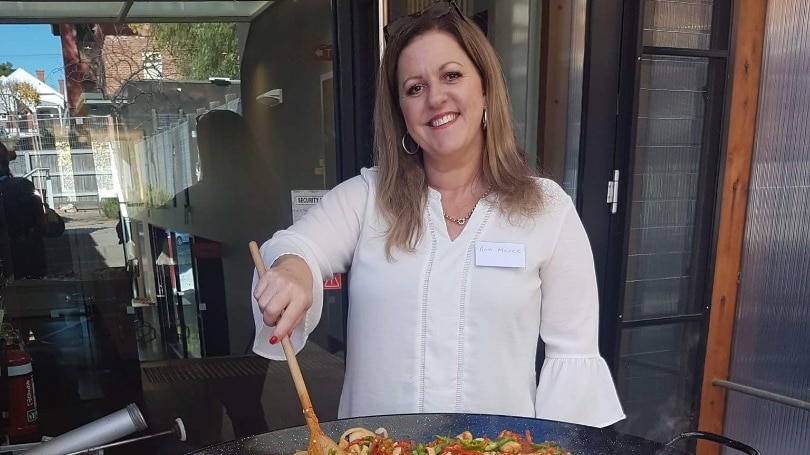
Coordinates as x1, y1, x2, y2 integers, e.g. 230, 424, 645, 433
475, 242, 526, 268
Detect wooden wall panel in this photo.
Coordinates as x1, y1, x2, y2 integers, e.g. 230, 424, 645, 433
696, 1, 767, 454
538, 0, 572, 178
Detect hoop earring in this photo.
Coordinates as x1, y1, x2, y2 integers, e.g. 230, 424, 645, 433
482, 107, 488, 130
401, 133, 420, 155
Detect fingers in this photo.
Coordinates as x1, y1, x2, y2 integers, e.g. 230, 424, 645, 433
253, 271, 270, 301
256, 273, 287, 327
252, 265, 312, 343
270, 298, 308, 342
254, 275, 280, 324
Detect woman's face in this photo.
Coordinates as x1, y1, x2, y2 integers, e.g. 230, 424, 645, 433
397, 30, 485, 164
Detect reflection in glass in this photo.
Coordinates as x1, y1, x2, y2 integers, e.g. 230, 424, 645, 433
540, 0, 586, 197
173, 231, 201, 358
0, 0, 349, 445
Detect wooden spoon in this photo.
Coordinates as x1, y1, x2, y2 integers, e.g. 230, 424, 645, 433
249, 241, 343, 455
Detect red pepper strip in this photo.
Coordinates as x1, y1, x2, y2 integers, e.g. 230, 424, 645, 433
519, 430, 534, 453
439, 444, 481, 455
444, 449, 476, 455
368, 435, 383, 455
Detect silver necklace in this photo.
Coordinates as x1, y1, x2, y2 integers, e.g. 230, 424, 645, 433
443, 185, 493, 226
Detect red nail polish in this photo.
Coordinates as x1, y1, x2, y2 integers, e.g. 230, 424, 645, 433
269, 335, 278, 345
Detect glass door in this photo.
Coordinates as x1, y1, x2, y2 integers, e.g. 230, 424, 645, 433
148, 226, 201, 359
611, 0, 730, 440
170, 229, 201, 358
597, 0, 731, 442
616, 52, 715, 439
240, 0, 347, 355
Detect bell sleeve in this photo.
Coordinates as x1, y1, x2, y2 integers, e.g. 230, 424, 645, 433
251, 170, 371, 360
535, 196, 625, 428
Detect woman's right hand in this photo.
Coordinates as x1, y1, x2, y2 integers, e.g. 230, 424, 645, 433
253, 254, 314, 344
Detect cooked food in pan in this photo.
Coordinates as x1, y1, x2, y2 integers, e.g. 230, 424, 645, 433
297, 428, 570, 455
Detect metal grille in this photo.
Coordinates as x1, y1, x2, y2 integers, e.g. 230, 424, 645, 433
142, 353, 344, 384
642, 0, 714, 49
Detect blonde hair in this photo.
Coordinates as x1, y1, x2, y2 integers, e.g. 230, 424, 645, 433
374, 9, 542, 258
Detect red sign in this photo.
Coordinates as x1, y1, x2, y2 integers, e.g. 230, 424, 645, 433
313, 44, 333, 61
192, 241, 222, 258
323, 274, 342, 290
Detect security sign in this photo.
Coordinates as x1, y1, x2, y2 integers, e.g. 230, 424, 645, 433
291, 189, 329, 223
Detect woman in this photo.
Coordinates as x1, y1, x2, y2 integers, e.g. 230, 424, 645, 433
252, 1, 624, 427
0, 141, 48, 279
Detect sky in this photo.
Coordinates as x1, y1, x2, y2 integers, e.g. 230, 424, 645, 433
0, 24, 65, 90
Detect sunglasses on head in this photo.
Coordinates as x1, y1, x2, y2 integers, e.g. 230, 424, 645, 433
383, 1, 466, 43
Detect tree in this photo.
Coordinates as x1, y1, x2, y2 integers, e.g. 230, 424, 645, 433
0, 79, 41, 114
0, 79, 41, 139
152, 23, 239, 80
0, 62, 14, 77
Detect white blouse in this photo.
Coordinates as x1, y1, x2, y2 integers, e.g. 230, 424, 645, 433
252, 168, 625, 428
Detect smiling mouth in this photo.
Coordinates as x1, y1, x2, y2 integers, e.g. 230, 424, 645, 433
429, 113, 458, 127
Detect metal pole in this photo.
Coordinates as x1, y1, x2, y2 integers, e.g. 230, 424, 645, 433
19, 404, 147, 455
62, 426, 178, 455
0, 418, 185, 454
45, 175, 55, 208
713, 379, 810, 411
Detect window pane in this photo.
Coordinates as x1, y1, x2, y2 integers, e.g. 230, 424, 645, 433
623, 56, 708, 321
642, 0, 714, 49
614, 321, 703, 442
0, 2, 345, 450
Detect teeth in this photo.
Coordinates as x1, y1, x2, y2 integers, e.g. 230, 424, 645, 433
430, 113, 457, 127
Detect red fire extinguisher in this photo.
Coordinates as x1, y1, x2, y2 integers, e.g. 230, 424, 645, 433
1, 330, 39, 439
